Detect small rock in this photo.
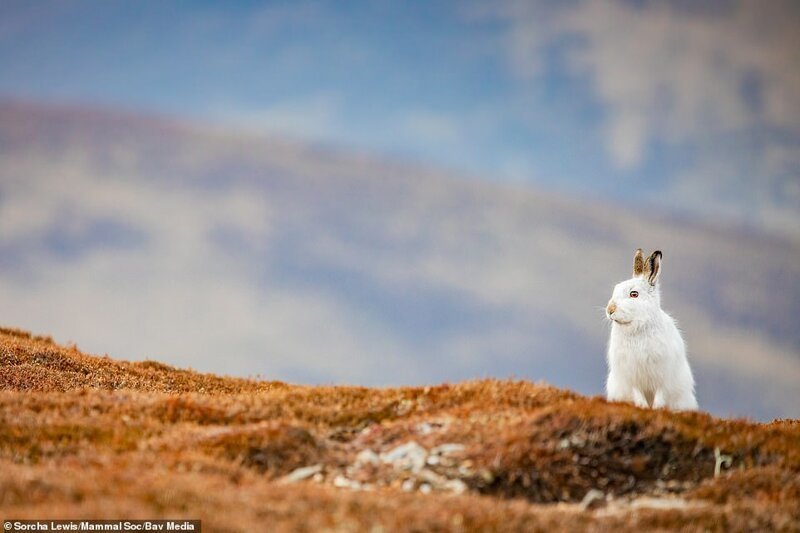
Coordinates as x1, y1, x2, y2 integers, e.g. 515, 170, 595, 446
438, 456, 457, 467
280, 464, 323, 484
418, 468, 447, 486
478, 469, 494, 483
401, 479, 415, 492
426, 455, 440, 466
381, 441, 428, 472
443, 479, 468, 494
416, 422, 434, 435
355, 449, 380, 466
430, 443, 465, 456
579, 489, 606, 511
419, 483, 432, 494
333, 475, 362, 490
396, 399, 414, 415
570, 436, 586, 448
457, 465, 474, 477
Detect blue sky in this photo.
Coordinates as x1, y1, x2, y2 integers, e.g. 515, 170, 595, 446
2, 0, 797, 234
0, 1, 570, 176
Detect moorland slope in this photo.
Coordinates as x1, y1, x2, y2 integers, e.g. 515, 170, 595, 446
0, 327, 798, 531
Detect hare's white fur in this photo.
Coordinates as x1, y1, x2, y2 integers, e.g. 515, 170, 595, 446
605, 251, 697, 411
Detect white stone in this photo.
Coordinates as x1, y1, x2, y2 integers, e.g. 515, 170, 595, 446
416, 422, 434, 435
381, 441, 428, 472
430, 443, 465, 456
333, 475, 362, 490
355, 449, 380, 466
443, 479, 468, 494
280, 464, 323, 484
579, 489, 605, 511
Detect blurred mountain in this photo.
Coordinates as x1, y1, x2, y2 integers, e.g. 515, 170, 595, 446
0, 100, 797, 420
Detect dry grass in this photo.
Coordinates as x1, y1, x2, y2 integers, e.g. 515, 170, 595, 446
0, 326, 798, 532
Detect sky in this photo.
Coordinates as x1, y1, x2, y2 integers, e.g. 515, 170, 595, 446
0, 1, 799, 420
1, 0, 798, 235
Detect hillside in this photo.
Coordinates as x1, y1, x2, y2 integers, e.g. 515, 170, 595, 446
1, 327, 798, 531
0, 100, 798, 421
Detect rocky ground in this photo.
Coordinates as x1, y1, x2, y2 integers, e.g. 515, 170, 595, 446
0, 326, 798, 532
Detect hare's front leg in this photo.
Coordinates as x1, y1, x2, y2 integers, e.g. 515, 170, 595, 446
653, 389, 667, 409
607, 374, 649, 408
631, 388, 649, 408
606, 373, 626, 402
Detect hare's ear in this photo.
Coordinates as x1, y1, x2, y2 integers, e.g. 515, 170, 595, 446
644, 250, 662, 286
633, 248, 645, 278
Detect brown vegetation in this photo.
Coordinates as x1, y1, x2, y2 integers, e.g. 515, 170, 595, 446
0, 326, 798, 531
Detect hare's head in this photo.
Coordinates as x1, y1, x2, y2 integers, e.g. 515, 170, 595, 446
605, 249, 662, 326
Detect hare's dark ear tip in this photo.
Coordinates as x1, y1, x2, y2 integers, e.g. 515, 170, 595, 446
645, 250, 662, 285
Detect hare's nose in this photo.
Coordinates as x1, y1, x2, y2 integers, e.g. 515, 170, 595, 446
606, 301, 617, 315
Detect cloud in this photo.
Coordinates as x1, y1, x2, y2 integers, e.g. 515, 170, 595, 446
211, 92, 345, 142
485, 0, 800, 171
398, 110, 462, 145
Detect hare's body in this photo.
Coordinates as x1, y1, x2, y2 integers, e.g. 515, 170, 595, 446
605, 249, 697, 411
607, 309, 697, 410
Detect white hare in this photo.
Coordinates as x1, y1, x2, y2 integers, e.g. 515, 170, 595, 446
605, 249, 697, 411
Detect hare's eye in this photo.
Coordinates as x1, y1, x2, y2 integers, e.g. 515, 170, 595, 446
629, 290, 639, 298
